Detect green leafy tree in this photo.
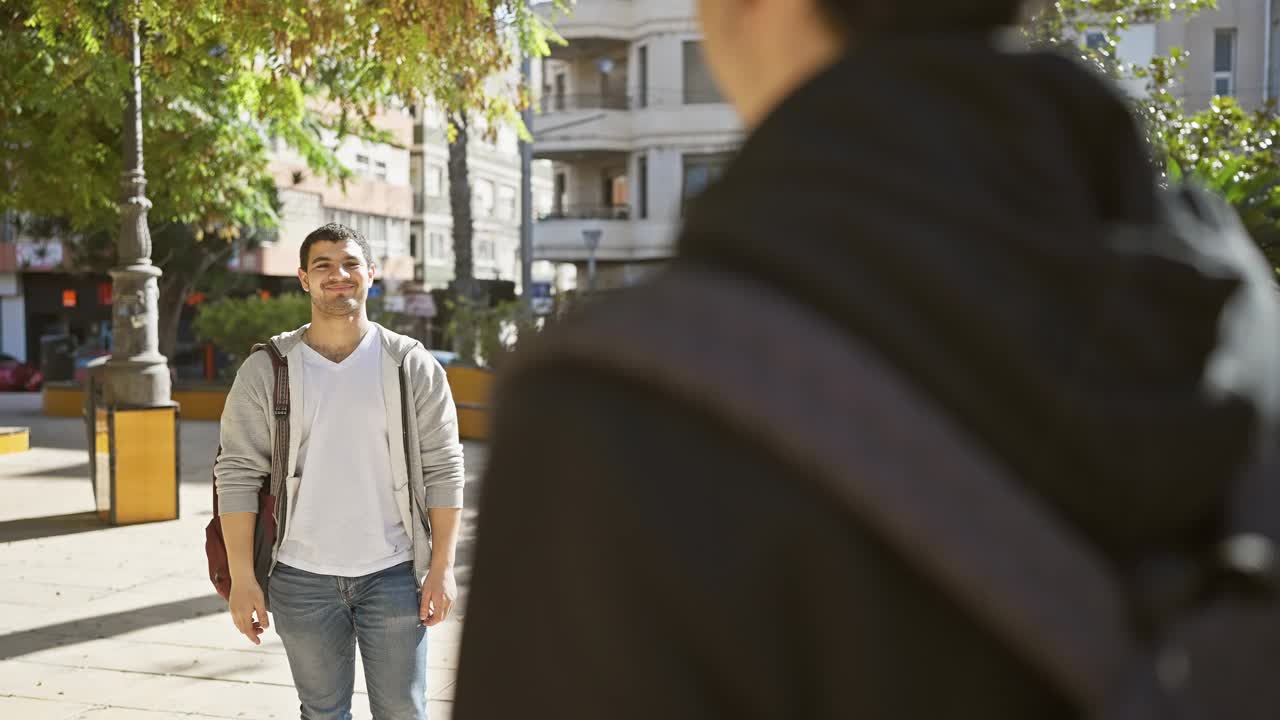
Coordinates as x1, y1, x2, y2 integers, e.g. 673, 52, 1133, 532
0, 0, 565, 357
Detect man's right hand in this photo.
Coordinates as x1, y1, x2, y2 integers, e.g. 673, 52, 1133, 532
229, 579, 269, 645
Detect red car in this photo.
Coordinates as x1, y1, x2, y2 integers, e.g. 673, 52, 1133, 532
0, 354, 44, 391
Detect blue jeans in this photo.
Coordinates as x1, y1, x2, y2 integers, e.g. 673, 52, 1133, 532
269, 561, 427, 720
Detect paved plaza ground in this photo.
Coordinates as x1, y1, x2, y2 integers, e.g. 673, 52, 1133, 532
0, 392, 485, 719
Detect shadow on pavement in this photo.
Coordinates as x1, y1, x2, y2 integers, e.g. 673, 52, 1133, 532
0, 511, 107, 543
0, 593, 228, 662
1, 462, 90, 482
14, 419, 93, 452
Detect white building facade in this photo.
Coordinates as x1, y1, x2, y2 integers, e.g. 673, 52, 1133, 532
532, 0, 744, 291
410, 105, 554, 293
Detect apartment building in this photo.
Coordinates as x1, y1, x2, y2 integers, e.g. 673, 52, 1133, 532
409, 103, 554, 292
252, 98, 551, 299
247, 108, 418, 291
531, 0, 744, 291
1094, 0, 1280, 110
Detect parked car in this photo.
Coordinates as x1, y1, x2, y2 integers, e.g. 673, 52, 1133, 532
429, 349, 459, 367
0, 354, 44, 391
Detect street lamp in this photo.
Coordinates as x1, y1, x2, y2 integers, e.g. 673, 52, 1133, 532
582, 228, 601, 294
83, 5, 179, 527
520, 53, 534, 319
104, 8, 169, 407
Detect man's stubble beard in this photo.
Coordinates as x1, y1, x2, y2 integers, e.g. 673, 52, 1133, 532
311, 292, 363, 318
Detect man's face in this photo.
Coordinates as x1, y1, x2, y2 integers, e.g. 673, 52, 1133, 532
298, 239, 375, 317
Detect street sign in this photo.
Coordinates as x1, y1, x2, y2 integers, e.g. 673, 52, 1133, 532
404, 293, 437, 318
368, 284, 385, 299
16, 240, 64, 270
529, 281, 554, 316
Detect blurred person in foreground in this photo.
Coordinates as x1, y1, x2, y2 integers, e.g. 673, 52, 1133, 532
454, 0, 1280, 718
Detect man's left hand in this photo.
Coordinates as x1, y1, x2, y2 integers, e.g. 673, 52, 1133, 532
420, 567, 457, 627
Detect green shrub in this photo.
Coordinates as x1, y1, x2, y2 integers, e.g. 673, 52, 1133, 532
193, 293, 312, 365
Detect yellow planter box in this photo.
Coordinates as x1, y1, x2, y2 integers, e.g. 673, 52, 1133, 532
446, 366, 494, 441
0, 427, 30, 454
43, 384, 84, 418
45, 365, 495, 439
44, 385, 228, 421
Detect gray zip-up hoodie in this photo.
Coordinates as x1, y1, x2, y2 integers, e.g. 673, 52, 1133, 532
214, 323, 465, 583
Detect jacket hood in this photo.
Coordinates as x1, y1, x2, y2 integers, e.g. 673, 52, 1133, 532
678, 33, 1280, 567
269, 322, 423, 365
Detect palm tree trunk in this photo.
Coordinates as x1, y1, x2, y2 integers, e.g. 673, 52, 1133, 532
448, 110, 475, 294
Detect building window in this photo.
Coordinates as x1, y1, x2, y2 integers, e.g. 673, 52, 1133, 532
554, 72, 567, 111
682, 153, 733, 214
683, 40, 723, 104
426, 165, 444, 196
410, 233, 418, 258
375, 160, 388, 180
1214, 28, 1237, 96
474, 180, 495, 217
387, 218, 408, 257
477, 238, 495, 260
637, 45, 648, 108
355, 154, 371, 175
426, 105, 445, 129
637, 154, 648, 220
553, 172, 566, 215
326, 208, 353, 226
322, 211, 410, 257
499, 185, 517, 221
429, 232, 447, 260
1084, 30, 1106, 52
498, 127, 518, 155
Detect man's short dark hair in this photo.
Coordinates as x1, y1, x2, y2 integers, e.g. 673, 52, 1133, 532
299, 223, 375, 269
817, 0, 1025, 33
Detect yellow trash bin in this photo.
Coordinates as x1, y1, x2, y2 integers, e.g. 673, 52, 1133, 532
86, 364, 179, 525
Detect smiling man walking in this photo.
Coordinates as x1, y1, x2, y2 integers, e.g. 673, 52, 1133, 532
215, 223, 465, 720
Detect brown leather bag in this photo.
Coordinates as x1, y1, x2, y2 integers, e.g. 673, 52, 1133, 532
204, 342, 290, 606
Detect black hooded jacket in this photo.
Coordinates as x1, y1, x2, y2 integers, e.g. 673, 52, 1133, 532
455, 34, 1280, 719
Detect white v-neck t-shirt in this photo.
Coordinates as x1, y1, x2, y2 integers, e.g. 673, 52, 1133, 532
276, 326, 412, 577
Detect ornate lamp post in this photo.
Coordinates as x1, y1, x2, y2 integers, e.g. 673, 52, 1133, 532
85, 5, 179, 527
103, 9, 170, 407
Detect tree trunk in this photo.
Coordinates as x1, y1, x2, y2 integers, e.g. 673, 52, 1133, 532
157, 273, 191, 363
447, 110, 484, 361
155, 237, 229, 369
447, 109, 475, 293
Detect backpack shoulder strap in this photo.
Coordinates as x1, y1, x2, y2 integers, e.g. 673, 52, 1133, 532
211, 342, 291, 511
508, 266, 1139, 710
249, 342, 290, 498
398, 361, 433, 537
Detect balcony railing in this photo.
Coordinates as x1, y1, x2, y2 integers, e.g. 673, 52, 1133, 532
540, 204, 631, 221
540, 93, 631, 113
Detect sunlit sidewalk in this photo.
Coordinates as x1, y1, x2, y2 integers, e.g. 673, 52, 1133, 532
0, 393, 481, 720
